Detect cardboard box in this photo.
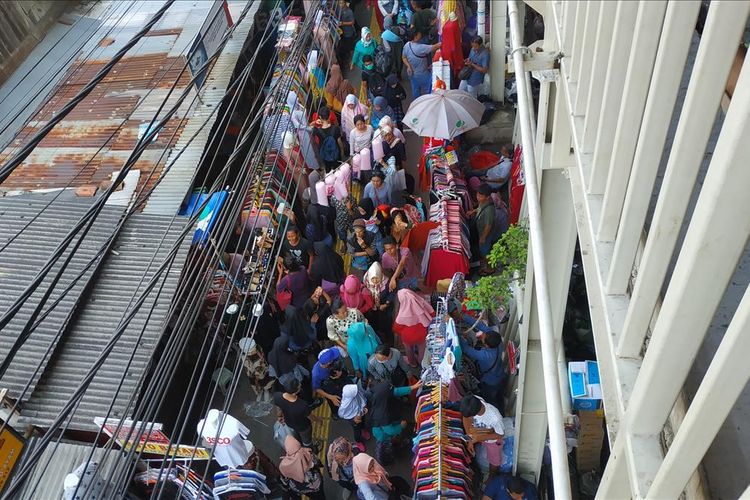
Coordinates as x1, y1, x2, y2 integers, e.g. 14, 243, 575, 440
568, 361, 603, 410
576, 409, 605, 472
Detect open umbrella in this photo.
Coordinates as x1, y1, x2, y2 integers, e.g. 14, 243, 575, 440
403, 89, 485, 140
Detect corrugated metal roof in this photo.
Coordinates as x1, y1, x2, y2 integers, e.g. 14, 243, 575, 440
13, 437, 124, 500
19, 213, 193, 432
1, 0, 257, 214
0, 197, 125, 401
143, 0, 260, 215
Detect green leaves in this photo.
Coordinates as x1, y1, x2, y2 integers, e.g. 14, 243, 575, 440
467, 222, 529, 314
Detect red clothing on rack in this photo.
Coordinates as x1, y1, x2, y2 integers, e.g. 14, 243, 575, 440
509, 145, 525, 224
425, 249, 469, 287
441, 18, 464, 79
393, 322, 428, 345
402, 221, 439, 254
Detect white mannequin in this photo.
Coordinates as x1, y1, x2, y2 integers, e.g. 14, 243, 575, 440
197, 409, 254, 467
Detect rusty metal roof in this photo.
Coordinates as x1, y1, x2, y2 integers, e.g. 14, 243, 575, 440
0, 25, 193, 202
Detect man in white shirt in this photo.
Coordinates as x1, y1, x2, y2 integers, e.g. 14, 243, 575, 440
461, 395, 505, 474
466, 144, 515, 191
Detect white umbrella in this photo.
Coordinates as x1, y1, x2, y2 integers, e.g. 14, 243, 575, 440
403, 89, 485, 140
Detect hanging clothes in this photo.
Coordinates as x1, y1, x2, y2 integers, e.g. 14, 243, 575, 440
197, 410, 254, 468
441, 15, 464, 81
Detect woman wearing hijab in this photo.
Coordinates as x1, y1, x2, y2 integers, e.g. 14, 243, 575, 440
352, 27, 377, 71
370, 96, 395, 129
339, 274, 374, 314
307, 50, 326, 100
278, 435, 325, 500
268, 336, 309, 388
378, 125, 407, 171
353, 453, 392, 500
383, 75, 407, 125
324, 63, 354, 113
339, 383, 370, 449
341, 94, 369, 142
282, 306, 316, 354
346, 321, 381, 379
327, 437, 358, 493
358, 197, 376, 219
309, 241, 345, 291
347, 219, 379, 279
363, 262, 395, 344
393, 288, 435, 366
366, 379, 422, 465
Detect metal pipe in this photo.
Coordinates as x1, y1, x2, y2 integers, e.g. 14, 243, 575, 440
507, 1, 571, 497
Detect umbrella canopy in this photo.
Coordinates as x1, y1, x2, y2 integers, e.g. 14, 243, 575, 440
403, 89, 485, 140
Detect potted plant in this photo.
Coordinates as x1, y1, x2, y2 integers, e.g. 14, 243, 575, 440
467, 222, 529, 317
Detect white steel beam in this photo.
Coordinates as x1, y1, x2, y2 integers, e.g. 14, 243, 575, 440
581, 1, 616, 154
617, 0, 750, 357
489, 0, 507, 102
568, 2, 587, 84
572, 1, 600, 116
508, 1, 571, 496
647, 284, 750, 498
605, 1, 701, 294
588, 1, 639, 195
625, 53, 750, 436
597, 0, 667, 242
562, 1, 576, 56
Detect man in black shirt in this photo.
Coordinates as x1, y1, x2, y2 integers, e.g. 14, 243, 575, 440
280, 225, 315, 273
274, 378, 314, 448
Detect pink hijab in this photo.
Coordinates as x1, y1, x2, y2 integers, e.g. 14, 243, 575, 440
341, 94, 368, 138
340, 275, 374, 313
279, 435, 313, 483
352, 453, 391, 488
396, 289, 434, 327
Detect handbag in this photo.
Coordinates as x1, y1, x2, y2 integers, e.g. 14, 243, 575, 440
275, 287, 293, 310
458, 64, 473, 81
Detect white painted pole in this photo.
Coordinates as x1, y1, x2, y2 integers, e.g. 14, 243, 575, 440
648, 284, 750, 497
597, 0, 667, 243
581, 1, 616, 154
587, 0, 639, 195
605, 0, 701, 294
489, 0, 506, 102
572, 1, 600, 116
626, 53, 750, 436
507, 1, 571, 497
477, 0, 486, 43
617, 0, 750, 357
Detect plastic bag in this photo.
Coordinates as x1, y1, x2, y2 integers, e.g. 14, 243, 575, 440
273, 420, 293, 450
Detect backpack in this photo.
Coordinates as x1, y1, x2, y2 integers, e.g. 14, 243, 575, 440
368, 71, 387, 97
374, 44, 392, 75
320, 133, 339, 162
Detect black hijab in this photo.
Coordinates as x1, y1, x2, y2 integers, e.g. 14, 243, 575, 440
358, 197, 375, 219
282, 306, 312, 348
268, 335, 296, 376
310, 241, 345, 285
368, 380, 398, 427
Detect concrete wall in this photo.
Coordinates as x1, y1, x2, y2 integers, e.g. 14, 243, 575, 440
0, 1, 76, 85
